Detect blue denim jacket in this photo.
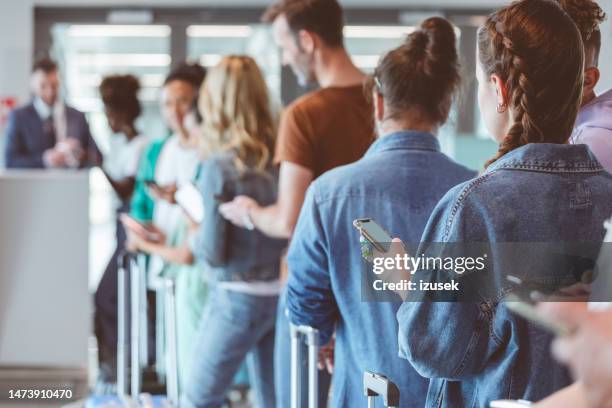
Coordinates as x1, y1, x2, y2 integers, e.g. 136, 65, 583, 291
192, 150, 287, 282
286, 131, 476, 407
397, 143, 612, 407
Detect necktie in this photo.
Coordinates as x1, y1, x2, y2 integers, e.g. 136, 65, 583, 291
43, 115, 56, 146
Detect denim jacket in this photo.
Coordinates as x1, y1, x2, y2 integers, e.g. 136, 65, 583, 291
191, 150, 287, 282
286, 131, 476, 407
397, 143, 612, 407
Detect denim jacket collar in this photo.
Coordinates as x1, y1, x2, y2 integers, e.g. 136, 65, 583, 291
365, 130, 440, 157
486, 143, 603, 173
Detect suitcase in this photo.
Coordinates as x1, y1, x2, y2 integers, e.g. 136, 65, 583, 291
289, 323, 320, 408
363, 371, 400, 408
87, 251, 178, 407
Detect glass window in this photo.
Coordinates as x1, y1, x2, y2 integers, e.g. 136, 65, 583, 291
344, 25, 415, 72
187, 24, 281, 104
51, 24, 171, 288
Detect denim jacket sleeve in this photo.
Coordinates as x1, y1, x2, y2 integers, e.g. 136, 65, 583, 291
396, 180, 504, 380
286, 184, 338, 345
192, 159, 229, 267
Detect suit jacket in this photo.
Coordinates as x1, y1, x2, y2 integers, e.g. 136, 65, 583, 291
4, 102, 99, 169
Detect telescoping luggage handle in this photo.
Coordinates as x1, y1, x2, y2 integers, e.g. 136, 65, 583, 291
116, 251, 179, 407
116, 250, 147, 400
163, 278, 179, 406
117, 251, 130, 398
363, 371, 400, 408
290, 323, 319, 408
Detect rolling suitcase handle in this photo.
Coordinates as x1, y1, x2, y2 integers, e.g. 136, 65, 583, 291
128, 253, 145, 399
137, 253, 149, 370
364, 371, 400, 408
117, 251, 129, 397
290, 323, 319, 408
163, 278, 179, 406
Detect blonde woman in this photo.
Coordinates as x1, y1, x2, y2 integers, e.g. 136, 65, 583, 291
181, 56, 286, 408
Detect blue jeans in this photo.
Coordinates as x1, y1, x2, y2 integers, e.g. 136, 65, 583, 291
274, 288, 332, 408
181, 286, 277, 408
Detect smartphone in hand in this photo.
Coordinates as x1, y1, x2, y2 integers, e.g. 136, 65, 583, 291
120, 213, 163, 242
353, 218, 393, 253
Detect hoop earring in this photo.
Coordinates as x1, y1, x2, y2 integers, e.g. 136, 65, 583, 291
497, 103, 507, 113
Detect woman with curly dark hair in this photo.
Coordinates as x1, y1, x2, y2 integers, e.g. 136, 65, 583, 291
94, 74, 148, 387
557, 0, 612, 172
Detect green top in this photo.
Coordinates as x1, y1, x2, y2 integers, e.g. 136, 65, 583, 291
130, 137, 168, 222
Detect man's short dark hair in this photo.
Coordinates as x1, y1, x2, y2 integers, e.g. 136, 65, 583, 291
262, 0, 344, 48
556, 0, 607, 66
32, 57, 57, 74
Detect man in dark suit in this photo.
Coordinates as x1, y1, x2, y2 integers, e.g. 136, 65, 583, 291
4, 57, 100, 169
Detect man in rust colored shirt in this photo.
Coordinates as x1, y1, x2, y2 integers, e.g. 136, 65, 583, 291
220, 0, 374, 238
218, 0, 374, 406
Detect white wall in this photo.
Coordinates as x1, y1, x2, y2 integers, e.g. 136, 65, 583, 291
599, 0, 612, 92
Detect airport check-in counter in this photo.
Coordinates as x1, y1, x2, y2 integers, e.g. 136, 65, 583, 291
0, 170, 90, 401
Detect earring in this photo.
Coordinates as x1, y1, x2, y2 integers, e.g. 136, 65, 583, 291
497, 103, 507, 113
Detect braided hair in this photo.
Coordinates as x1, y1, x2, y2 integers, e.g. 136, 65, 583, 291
478, 0, 585, 167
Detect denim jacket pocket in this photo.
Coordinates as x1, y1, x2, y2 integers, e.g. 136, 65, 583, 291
569, 181, 592, 210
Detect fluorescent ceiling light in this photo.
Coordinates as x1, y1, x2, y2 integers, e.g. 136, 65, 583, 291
67, 25, 171, 37
75, 53, 171, 67
344, 26, 415, 39
187, 25, 253, 38
73, 73, 165, 88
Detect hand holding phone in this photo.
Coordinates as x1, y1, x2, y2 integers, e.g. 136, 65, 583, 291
120, 213, 164, 243
147, 181, 177, 204
354, 218, 412, 300
353, 218, 393, 253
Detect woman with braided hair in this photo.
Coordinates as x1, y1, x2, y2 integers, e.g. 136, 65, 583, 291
393, 0, 612, 405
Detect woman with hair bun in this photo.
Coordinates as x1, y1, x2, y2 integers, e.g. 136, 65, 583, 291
94, 74, 149, 387
396, 0, 612, 405
284, 17, 476, 407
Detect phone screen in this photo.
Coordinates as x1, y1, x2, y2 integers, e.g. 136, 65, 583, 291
353, 218, 393, 252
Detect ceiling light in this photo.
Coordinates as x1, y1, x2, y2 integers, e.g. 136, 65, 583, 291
67, 25, 170, 37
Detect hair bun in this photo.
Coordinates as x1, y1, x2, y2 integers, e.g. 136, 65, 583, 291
420, 17, 456, 46
372, 15, 461, 126
411, 17, 458, 77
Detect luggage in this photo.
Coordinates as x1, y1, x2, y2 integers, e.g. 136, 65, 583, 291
87, 251, 178, 407
363, 371, 400, 408
289, 323, 320, 408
